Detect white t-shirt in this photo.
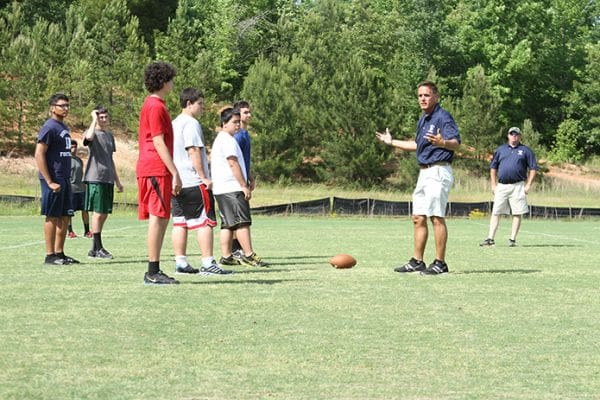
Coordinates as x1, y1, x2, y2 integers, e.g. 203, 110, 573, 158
172, 113, 209, 188
211, 131, 247, 195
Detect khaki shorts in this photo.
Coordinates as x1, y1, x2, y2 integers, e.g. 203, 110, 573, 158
412, 165, 454, 217
492, 182, 529, 215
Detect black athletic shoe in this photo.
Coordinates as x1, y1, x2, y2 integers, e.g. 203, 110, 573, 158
175, 264, 200, 274
394, 257, 426, 273
420, 259, 449, 275
60, 253, 80, 264
480, 238, 495, 247
144, 270, 180, 285
240, 252, 269, 267
219, 255, 240, 266
44, 254, 67, 265
508, 239, 517, 247
200, 262, 234, 276
88, 248, 113, 259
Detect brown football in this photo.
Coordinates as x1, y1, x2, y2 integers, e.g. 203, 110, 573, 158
329, 254, 357, 269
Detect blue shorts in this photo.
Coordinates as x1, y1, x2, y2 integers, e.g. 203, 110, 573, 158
40, 178, 73, 217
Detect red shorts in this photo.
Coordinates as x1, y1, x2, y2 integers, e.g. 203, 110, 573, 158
137, 176, 172, 219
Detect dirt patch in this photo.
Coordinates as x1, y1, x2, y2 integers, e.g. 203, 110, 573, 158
0, 129, 139, 178
545, 164, 600, 190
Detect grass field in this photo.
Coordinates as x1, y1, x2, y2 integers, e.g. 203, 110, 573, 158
1, 215, 599, 399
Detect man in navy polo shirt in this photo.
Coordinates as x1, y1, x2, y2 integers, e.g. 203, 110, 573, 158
376, 80, 461, 275
480, 127, 537, 247
35, 93, 80, 265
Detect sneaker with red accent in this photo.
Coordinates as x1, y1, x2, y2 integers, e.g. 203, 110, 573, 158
68, 231, 77, 239
84, 232, 93, 238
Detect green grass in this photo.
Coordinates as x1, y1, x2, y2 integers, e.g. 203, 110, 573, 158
1, 215, 599, 399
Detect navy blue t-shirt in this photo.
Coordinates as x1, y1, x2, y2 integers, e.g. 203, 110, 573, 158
234, 127, 251, 178
37, 118, 72, 181
490, 143, 537, 184
415, 104, 460, 165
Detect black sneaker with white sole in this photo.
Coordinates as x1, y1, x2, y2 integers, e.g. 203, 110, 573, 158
88, 248, 113, 259
175, 264, 200, 274
508, 239, 517, 247
420, 259, 449, 275
144, 270, 180, 285
394, 257, 426, 273
219, 255, 240, 266
44, 254, 67, 265
56, 252, 80, 264
480, 238, 495, 247
200, 262, 234, 276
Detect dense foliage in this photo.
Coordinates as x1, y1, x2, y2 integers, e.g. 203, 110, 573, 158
0, 0, 598, 186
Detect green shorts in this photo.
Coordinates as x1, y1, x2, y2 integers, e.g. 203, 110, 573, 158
85, 182, 114, 214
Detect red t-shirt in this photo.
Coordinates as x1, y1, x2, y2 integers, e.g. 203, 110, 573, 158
136, 96, 174, 177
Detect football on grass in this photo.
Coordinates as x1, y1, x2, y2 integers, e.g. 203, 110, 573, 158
329, 254, 357, 269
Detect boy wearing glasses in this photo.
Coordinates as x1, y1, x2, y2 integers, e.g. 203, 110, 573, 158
480, 127, 538, 247
35, 93, 80, 265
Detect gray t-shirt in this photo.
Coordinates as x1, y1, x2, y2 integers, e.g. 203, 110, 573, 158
70, 155, 86, 193
172, 113, 210, 188
83, 130, 116, 184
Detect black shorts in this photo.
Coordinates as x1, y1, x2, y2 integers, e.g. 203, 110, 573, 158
214, 191, 252, 230
71, 192, 85, 211
171, 184, 217, 229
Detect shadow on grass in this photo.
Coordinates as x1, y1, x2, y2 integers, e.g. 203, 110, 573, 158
456, 269, 541, 275
185, 278, 314, 285
520, 244, 578, 248
266, 255, 331, 260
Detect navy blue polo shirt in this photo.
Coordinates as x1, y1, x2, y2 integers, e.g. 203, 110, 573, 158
490, 143, 537, 184
415, 104, 460, 165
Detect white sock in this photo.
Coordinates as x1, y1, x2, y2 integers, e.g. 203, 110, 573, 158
175, 255, 188, 267
202, 257, 215, 268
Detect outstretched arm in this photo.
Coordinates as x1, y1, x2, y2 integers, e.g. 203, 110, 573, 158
375, 128, 417, 151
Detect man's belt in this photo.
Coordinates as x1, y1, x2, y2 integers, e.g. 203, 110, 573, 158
498, 180, 522, 184
419, 161, 450, 169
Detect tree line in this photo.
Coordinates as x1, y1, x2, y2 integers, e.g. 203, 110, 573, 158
1, 0, 598, 188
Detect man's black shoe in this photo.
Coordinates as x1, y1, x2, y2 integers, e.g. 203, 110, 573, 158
175, 264, 200, 274
479, 238, 495, 247
420, 259, 449, 275
394, 257, 426, 273
89, 248, 113, 259
508, 239, 517, 247
59, 253, 80, 264
44, 254, 67, 265
144, 270, 180, 285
